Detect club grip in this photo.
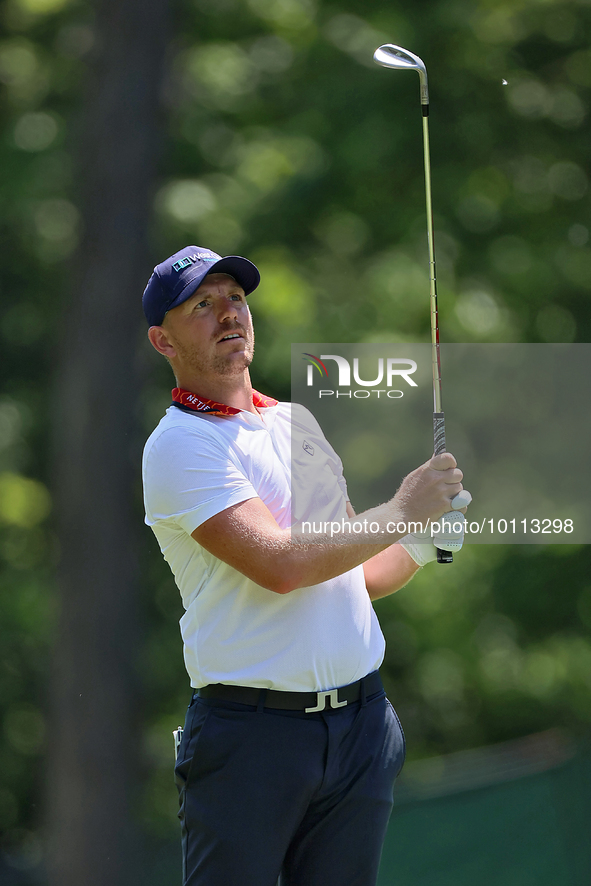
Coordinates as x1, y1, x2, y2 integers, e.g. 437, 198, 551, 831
433, 412, 446, 456
433, 412, 453, 564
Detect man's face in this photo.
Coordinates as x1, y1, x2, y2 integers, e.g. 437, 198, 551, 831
161, 273, 255, 379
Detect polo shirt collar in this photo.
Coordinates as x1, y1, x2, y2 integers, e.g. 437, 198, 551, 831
171, 387, 278, 417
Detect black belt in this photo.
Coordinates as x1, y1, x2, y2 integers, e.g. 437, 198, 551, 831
196, 670, 383, 713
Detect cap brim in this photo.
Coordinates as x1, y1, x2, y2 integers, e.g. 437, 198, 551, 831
206, 256, 260, 296
163, 255, 260, 318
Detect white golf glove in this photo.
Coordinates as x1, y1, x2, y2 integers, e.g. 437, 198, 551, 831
400, 491, 471, 567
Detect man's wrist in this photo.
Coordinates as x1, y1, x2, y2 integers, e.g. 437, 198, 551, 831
399, 535, 437, 567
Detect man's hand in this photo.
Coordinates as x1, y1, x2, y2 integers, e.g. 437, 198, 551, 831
400, 489, 471, 567
391, 452, 464, 528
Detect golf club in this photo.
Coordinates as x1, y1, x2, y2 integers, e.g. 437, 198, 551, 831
373, 43, 452, 564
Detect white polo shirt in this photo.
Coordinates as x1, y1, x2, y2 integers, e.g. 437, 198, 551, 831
142, 399, 385, 691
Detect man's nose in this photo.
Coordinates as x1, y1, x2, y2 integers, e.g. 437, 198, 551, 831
215, 296, 238, 321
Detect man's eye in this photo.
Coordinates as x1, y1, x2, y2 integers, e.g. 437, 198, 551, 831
196, 300, 208, 309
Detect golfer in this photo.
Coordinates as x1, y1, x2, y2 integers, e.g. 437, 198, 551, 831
142, 245, 466, 886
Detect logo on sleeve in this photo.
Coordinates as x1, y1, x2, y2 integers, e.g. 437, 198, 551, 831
302, 440, 315, 456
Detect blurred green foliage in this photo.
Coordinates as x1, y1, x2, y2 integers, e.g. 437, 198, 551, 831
0, 0, 590, 865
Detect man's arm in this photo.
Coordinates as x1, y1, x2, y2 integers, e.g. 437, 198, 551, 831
363, 547, 420, 600
191, 453, 463, 594
344, 503, 421, 601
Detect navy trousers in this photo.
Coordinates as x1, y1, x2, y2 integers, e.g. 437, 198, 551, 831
174, 685, 406, 886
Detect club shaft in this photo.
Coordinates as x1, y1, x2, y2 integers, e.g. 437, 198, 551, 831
422, 114, 443, 422
422, 108, 452, 564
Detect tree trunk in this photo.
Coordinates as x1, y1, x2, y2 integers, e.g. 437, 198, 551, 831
47, 1, 168, 884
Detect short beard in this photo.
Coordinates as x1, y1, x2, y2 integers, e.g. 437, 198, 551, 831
174, 330, 255, 378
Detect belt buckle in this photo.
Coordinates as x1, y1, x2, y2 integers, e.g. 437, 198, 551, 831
305, 688, 347, 713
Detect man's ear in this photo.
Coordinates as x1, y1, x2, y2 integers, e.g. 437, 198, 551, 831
148, 325, 177, 358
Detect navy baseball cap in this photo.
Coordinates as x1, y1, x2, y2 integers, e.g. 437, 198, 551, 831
142, 245, 260, 327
